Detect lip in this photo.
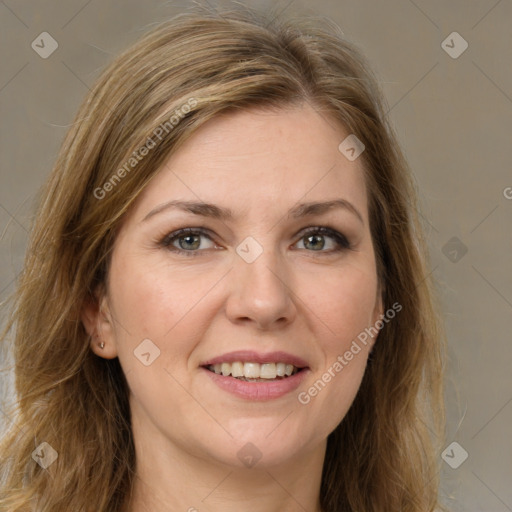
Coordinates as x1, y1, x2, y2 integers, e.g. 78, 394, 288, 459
201, 366, 309, 401
200, 350, 309, 368
199, 350, 310, 401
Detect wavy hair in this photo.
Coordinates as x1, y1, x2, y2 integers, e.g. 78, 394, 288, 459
0, 6, 447, 511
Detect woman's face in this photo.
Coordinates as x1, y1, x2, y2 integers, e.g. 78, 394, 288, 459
87, 103, 383, 469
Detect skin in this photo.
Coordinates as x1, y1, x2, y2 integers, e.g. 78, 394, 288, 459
82, 102, 383, 512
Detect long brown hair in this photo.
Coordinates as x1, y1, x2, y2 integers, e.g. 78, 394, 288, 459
0, 6, 447, 511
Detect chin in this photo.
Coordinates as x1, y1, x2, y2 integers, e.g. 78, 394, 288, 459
204, 418, 319, 469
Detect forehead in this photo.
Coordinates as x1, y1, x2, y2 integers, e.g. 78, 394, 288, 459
129, 103, 369, 225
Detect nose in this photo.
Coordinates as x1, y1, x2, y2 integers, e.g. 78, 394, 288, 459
225, 246, 297, 331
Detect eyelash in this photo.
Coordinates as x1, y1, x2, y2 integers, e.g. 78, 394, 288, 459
159, 226, 352, 257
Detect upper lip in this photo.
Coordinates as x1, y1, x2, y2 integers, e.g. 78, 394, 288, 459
201, 350, 309, 369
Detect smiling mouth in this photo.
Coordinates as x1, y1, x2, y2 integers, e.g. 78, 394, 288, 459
205, 361, 303, 381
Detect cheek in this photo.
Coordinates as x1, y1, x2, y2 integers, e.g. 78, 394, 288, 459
109, 248, 191, 334
301, 260, 379, 352
109, 262, 172, 338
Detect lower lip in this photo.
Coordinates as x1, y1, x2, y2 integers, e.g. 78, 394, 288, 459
201, 367, 309, 401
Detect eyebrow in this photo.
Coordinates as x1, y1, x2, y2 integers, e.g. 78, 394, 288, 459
142, 198, 364, 224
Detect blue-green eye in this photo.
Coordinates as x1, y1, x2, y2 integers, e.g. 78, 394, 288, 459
295, 227, 351, 252
160, 228, 217, 256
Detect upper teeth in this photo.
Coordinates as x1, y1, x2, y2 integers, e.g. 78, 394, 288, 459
208, 362, 298, 379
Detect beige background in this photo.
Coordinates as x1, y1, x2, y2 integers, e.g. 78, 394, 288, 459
1, 1, 511, 510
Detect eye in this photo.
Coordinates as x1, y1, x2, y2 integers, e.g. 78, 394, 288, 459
160, 228, 218, 257
294, 226, 352, 253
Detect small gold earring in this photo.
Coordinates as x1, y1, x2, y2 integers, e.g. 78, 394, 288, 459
99, 341, 105, 349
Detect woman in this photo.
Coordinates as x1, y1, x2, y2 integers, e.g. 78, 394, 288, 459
0, 6, 447, 511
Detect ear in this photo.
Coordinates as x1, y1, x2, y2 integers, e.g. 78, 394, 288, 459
81, 285, 119, 360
